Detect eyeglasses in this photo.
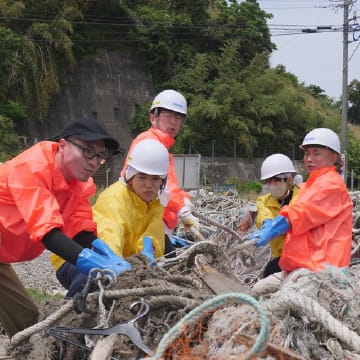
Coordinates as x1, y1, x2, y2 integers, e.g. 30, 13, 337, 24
158, 110, 184, 122
66, 138, 107, 165
264, 176, 288, 184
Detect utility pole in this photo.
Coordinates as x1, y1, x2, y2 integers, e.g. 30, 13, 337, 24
341, 0, 349, 184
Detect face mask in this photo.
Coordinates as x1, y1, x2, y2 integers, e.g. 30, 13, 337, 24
268, 182, 288, 199
262, 184, 270, 195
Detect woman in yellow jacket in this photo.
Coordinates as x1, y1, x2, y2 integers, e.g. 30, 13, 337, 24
255, 154, 300, 277
92, 139, 169, 260
52, 139, 170, 296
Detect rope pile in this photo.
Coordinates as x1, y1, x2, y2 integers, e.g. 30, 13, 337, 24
6, 188, 360, 359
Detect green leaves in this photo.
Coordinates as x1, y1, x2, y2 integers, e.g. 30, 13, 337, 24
0, 27, 23, 101
0, 114, 20, 161
348, 80, 360, 125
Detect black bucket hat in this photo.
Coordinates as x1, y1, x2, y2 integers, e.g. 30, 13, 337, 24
61, 117, 119, 150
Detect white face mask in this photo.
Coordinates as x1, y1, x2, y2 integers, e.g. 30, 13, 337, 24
262, 184, 270, 195
268, 182, 288, 199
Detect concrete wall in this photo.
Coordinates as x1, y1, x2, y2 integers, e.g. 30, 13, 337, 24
200, 157, 306, 185
36, 49, 154, 184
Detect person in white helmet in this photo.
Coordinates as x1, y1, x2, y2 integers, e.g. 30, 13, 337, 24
255, 154, 300, 277
250, 128, 352, 291
51, 139, 170, 297
120, 89, 199, 255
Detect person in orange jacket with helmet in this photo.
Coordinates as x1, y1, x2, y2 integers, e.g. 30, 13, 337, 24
250, 128, 352, 290
121, 89, 199, 253
0, 117, 131, 338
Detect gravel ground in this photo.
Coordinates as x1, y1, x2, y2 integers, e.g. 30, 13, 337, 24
1, 251, 66, 352
12, 250, 66, 296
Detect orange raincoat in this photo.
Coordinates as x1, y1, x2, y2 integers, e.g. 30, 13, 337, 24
121, 128, 190, 230
279, 166, 352, 272
0, 141, 97, 263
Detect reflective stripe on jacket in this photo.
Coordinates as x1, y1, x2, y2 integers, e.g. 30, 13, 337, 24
0, 141, 97, 263
256, 186, 300, 258
279, 167, 352, 272
120, 128, 190, 230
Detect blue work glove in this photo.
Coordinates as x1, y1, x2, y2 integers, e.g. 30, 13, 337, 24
76, 239, 132, 276
141, 236, 156, 266
91, 238, 121, 258
170, 236, 188, 247
260, 219, 273, 231
249, 215, 290, 247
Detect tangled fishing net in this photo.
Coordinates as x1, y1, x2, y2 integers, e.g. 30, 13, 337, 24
5, 189, 360, 359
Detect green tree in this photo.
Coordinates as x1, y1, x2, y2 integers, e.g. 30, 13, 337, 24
347, 131, 360, 188
0, 27, 23, 102
0, 1, 86, 124
170, 42, 337, 159
0, 115, 20, 161
348, 79, 360, 125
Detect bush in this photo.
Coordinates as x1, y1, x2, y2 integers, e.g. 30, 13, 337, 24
241, 180, 262, 194
223, 178, 262, 200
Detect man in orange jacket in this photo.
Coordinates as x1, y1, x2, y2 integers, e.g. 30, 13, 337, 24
0, 117, 131, 337
250, 128, 352, 290
121, 90, 199, 254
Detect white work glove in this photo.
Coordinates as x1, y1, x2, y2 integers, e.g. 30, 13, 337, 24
178, 205, 200, 231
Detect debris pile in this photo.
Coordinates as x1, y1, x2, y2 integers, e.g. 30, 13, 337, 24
6, 189, 360, 359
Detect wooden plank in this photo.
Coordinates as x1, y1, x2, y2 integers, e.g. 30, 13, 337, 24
194, 260, 250, 295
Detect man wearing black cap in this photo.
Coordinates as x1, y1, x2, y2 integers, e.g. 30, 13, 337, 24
0, 117, 131, 338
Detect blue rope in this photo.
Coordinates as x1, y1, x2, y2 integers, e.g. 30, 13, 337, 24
148, 292, 269, 360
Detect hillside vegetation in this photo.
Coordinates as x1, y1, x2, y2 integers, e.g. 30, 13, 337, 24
349, 124, 360, 139
0, 0, 358, 179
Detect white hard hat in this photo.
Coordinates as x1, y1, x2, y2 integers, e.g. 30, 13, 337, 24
150, 89, 187, 115
127, 139, 169, 177
260, 154, 296, 180
300, 128, 340, 154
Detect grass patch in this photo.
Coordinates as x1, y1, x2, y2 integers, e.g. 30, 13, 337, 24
27, 287, 64, 305
223, 177, 262, 199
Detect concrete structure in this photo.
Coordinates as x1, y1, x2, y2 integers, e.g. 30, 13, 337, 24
200, 157, 305, 188
36, 49, 154, 185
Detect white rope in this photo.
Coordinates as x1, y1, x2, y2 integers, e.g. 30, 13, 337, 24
266, 290, 360, 352
10, 300, 74, 348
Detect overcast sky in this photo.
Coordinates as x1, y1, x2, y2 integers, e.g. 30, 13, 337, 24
256, 0, 360, 99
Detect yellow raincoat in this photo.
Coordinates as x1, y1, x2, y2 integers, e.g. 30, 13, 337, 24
256, 186, 300, 258
51, 180, 165, 270
94, 180, 165, 258
0, 142, 97, 263
120, 128, 190, 230
279, 166, 352, 272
